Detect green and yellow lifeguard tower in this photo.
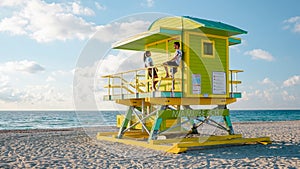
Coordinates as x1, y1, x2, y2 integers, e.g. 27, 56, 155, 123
97, 16, 271, 153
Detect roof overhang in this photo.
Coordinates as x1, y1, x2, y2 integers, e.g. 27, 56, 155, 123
229, 37, 242, 46
112, 28, 182, 51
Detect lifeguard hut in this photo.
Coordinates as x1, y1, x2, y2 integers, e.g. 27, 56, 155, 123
97, 16, 271, 153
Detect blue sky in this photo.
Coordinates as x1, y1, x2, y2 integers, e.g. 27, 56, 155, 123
0, 0, 299, 110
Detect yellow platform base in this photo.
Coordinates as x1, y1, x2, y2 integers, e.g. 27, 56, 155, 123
96, 131, 271, 154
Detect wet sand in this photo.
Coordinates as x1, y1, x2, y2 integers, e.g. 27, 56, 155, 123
1, 121, 299, 168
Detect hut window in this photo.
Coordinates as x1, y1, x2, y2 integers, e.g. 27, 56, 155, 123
202, 41, 214, 57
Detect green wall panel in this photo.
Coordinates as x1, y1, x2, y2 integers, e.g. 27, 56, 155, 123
187, 33, 227, 95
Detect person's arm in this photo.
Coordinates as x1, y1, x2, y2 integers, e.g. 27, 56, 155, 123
170, 51, 179, 61
145, 57, 150, 67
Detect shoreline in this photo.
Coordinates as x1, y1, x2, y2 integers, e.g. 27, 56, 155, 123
1, 120, 299, 168
1, 120, 300, 132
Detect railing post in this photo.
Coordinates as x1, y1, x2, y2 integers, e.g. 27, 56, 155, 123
135, 70, 138, 94
121, 73, 123, 98
108, 77, 111, 96
152, 67, 154, 91
142, 99, 145, 132
171, 65, 176, 95
230, 70, 233, 98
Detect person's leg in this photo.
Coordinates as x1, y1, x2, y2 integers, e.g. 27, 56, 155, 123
172, 79, 175, 90
163, 62, 170, 78
147, 68, 154, 91
153, 68, 159, 90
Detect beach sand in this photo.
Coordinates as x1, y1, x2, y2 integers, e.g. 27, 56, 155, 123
1, 121, 299, 168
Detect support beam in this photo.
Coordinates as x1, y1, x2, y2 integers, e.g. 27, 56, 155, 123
148, 117, 163, 141
117, 107, 133, 138
224, 115, 234, 135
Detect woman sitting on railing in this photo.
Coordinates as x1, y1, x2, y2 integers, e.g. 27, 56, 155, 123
143, 51, 158, 90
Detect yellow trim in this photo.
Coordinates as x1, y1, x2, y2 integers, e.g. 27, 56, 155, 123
176, 137, 271, 148
149, 16, 203, 31
185, 32, 190, 96
97, 134, 187, 153
146, 97, 236, 105
226, 36, 229, 97
97, 132, 271, 154
150, 134, 243, 144
229, 80, 242, 84
166, 40, 168, 55
202, 40, 215, 58
229, 37, 241, 41
116, 99, 152, 107
230, 70, 244, 73
146, 36, 179, 48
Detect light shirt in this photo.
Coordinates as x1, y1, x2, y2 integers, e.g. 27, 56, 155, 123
174, 49, 182, 65
145, 57, 154, 67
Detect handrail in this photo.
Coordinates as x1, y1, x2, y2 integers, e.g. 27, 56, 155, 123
101, 64, 179, 78
102, 64, 182, 96
229, 69, 243, 98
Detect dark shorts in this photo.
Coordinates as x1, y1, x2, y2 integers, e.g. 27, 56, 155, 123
163, 60, 179, 66
164, 61, 179, 74
148, 67, 158, 78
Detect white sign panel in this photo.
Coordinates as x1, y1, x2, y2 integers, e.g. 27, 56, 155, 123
212, 72, 226, 94
192, 74, 201, 94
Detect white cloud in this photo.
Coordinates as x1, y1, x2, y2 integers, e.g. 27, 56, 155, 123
0, 60, 45, 74
244, 49, 275, 61
0, 74, 10, 88
95, 2, 106, 11
283, 75, 300, 87
0, 87, 24, 102
0, 0, 24, 7
72, 50, 144, 110
0, 65, 74, 108
283, 16, 300, 33
0, 16, 28, 35
0, 0, 151, 43
51, 70, 73, 76
281, 90, 296, 101
261, 77, 272, 85
263, 90, 272, 101
46, 76, 55, 82
46, 69, 74, 83
94, 20, 151, 43
0, 60, 73, 107
23, 85, 66, 103
141, 0, 154, 7
70, 2, 95, 16
0, 83, 73, 108
259, 77, 278, 89
94, 51, 144, 79
146, 0, 154, 7
0, 0, 98, 42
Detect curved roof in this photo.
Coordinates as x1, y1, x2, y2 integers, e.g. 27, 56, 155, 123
149, 16, 247, 36
113, 16, 247, 50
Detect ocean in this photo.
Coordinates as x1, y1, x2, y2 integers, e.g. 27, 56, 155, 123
0, 110, 299, 130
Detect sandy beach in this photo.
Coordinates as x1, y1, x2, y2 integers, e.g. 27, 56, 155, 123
1, 121, 299, 168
